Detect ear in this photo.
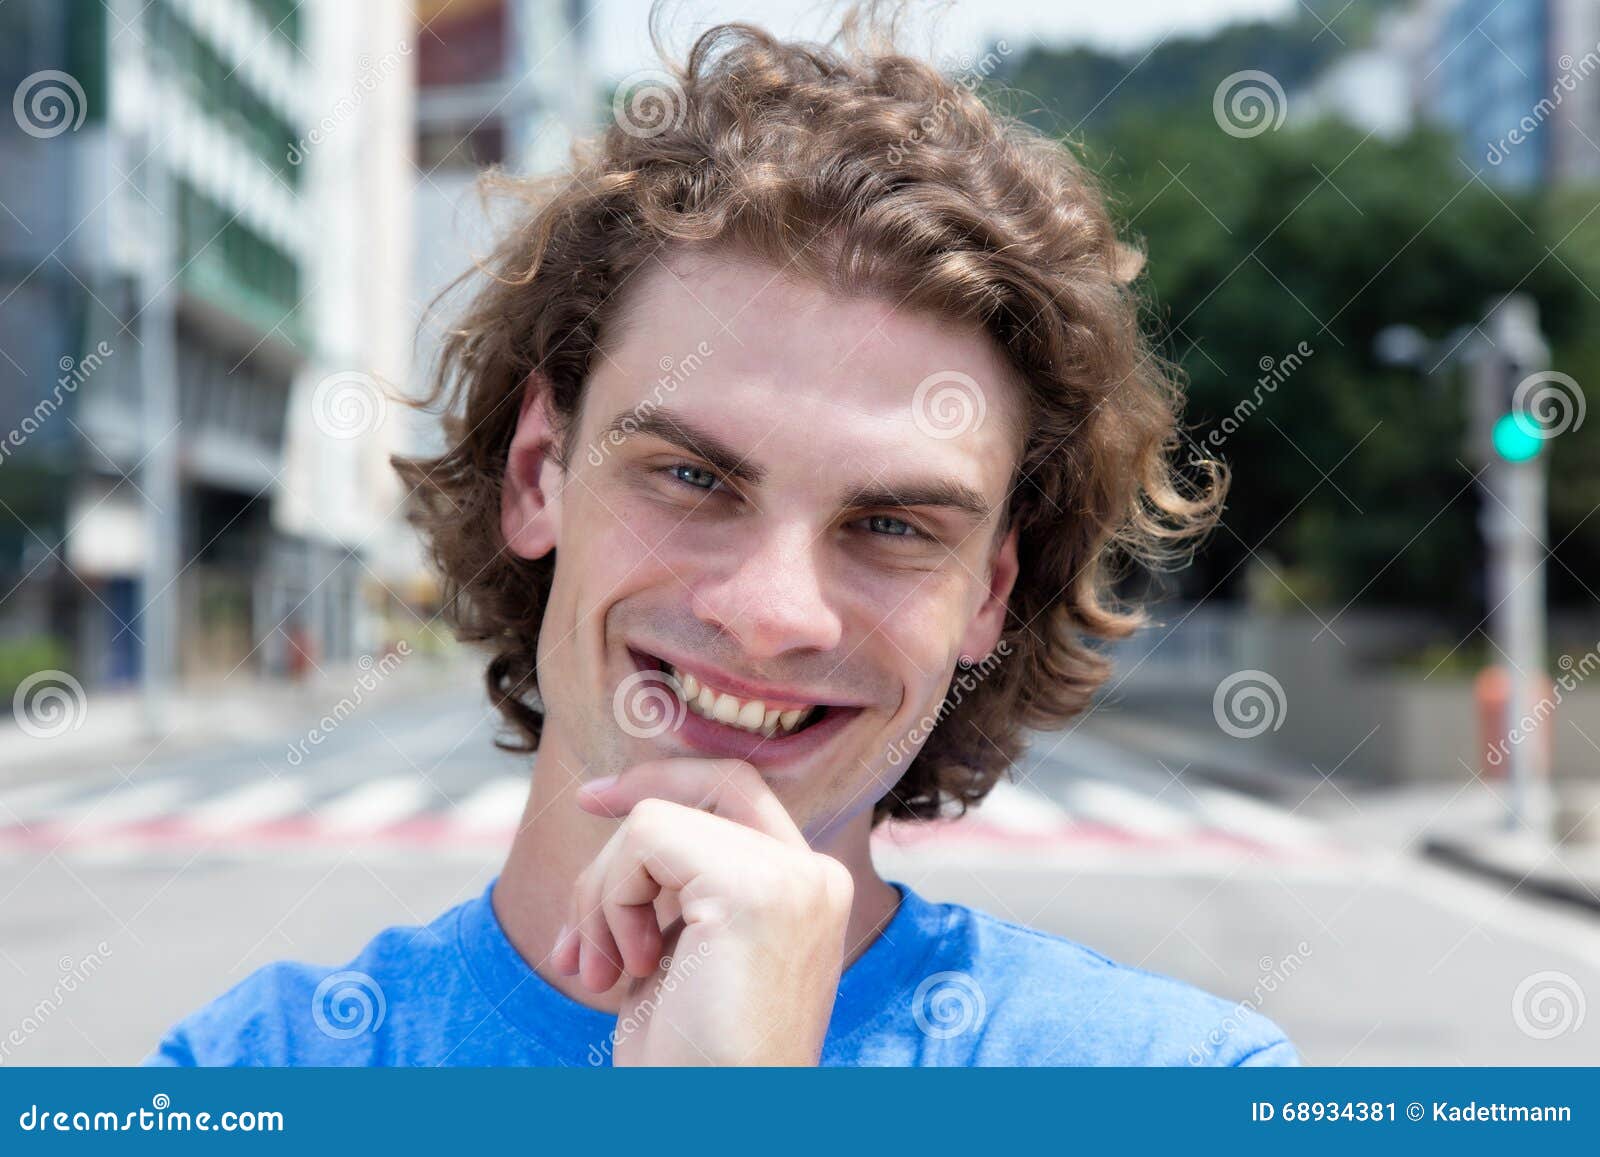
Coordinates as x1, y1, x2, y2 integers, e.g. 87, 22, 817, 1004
500, 376, 564, 560
957, 526, 1018, 666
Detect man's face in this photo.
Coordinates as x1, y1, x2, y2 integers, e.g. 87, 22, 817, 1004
506, 249, 1021, 839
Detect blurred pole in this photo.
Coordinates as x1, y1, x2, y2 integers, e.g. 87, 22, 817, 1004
137, 131, 180, 736
1472, 297, 1552, 839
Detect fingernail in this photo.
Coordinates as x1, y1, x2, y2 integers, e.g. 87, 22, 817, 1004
580, 775, 617, 794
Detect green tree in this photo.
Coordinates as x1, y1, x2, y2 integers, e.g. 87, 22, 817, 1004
1082, 113, 1584, 615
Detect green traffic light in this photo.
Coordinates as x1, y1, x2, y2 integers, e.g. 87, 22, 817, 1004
1493, 412, 1544, 462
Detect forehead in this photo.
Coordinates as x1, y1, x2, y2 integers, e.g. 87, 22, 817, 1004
588, 250, 1024, 488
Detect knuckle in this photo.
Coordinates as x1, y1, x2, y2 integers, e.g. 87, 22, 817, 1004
712, 758, 760, 797
770, 853, 852, 920
628, 796, 674, 830
813, 854, 855, 912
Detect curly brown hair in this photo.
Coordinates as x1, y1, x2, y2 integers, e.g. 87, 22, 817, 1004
394, 1, 1223, 826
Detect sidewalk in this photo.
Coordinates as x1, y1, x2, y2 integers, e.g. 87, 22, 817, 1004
1074, 704, 1600, 914
0, 648, 479, 787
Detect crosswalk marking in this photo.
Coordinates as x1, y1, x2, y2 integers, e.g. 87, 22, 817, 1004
0, 780, 77, 826
1188, 783, 1323, 850
1056, 778, 1198, 838
452, 775, 528, 831
0, 764, 1337, 865
187, 777, 307, 832
55, 779, 188, 832
970, 780, 1074, 833
315, 776, 434, 833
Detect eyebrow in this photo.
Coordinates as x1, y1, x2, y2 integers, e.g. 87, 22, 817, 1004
604, 405, 992, 522
840, 480, 993, 523
601, 408, 766, 485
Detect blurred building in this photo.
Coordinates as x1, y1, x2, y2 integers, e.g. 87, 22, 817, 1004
1295, 5, 1431, 140
409, 0, 596, 460
1419, 0, 1600, 188
0, 0, 417, 692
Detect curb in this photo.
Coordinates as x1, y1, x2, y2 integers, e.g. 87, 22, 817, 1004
1423, 830, 1600, 915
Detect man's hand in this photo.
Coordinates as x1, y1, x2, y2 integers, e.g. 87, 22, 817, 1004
552, 758, 854, 1066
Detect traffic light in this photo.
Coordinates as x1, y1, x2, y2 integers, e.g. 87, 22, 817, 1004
1495, 369, 1585, 463
1492, 410, 1544, 463
1468, 298, 1553, 468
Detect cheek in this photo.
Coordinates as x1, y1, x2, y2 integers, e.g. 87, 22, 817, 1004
562, 492, 676, 599
871, 575, 969, 668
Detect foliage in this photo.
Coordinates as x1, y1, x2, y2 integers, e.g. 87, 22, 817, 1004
985, 22, 1594, 618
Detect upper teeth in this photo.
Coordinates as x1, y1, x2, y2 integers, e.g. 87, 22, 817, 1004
667, 665, 813, 736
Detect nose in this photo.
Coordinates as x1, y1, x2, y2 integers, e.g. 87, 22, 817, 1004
691, 519, 843, 659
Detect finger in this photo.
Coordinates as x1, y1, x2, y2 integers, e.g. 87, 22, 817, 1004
654, 888, 682, 930
605, 894, 664, 978
572, 830, 627, 993
593, 837, 670, 977
576, 890, 625, 993
552, 922, 580, 975
577, 758, 805, 848
603, 798, 793, 921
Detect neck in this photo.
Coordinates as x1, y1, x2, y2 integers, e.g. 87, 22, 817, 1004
490, 735, 902, 1015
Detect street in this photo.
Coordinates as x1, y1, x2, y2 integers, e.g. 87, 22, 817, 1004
2, 677, 1597, 1066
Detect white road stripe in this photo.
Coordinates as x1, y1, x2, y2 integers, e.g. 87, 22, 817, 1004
55, 779, 187, 831
1189, 784, 1324, 849
972, 780, 1073, 833
315, 776, 432, 833
0, 780, 79, 825
1056, 778, 1197, 838
188, 777, 307, 832
452, 775, 527, 831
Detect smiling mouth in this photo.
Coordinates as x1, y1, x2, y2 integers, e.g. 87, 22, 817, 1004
635, 653, 828, 738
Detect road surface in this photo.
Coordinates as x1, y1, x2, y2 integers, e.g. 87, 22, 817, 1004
1, 682, 1595, 1065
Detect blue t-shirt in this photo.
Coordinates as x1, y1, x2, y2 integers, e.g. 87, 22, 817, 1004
144, 879, 1298, 1067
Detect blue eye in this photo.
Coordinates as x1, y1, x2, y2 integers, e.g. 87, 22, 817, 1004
670, 464, 720, 491
866, 514, 916, 537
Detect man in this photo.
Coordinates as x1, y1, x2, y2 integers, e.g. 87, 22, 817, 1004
147, 6, 1297, 1067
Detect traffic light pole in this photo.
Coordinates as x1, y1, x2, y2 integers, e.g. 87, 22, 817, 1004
1481, 455, 1553, 836
1472, 297, 1553, 839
